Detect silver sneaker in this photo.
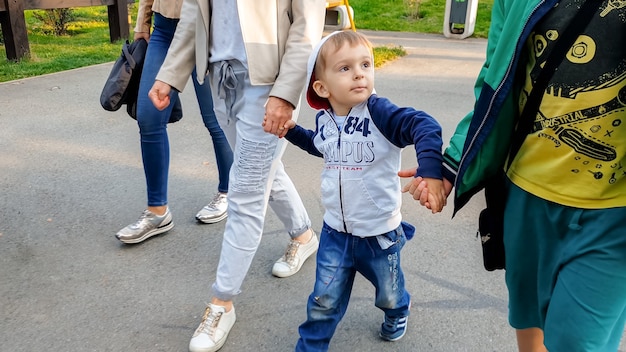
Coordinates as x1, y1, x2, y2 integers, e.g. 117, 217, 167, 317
115, 208, 173, 244
195, 192, 228, 224
189, 303, 236, 352
272, 231, 319, 278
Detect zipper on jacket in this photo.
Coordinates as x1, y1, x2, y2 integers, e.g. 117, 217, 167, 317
329, 110, 349, 232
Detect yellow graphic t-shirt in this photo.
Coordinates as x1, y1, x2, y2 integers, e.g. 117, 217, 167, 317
508, 0, 626, 208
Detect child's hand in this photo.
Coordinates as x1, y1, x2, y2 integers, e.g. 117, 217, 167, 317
400, 169, 426, 200
283, 119, 296, 130
421, 178, 446, 213
399, 168, 431, 205
399, 167, 452, 213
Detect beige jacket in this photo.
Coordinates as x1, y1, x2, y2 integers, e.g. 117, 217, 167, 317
134, 0, 184, 33
155, 0, 326, 108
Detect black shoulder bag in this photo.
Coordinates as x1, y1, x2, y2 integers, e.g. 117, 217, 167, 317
100, 39, 148, 115
478, 0, 599, 271
99, 39, 183, 123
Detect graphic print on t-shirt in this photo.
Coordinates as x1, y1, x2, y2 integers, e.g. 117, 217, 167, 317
511, 0, 626, 207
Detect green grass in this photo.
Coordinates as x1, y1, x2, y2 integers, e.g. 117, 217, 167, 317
0, 6, 131, 82
0, 0, 493, 82
352, 0, 493, 38
374, 45, 408, 67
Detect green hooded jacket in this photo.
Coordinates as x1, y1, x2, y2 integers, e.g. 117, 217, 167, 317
443, 0, 561, 213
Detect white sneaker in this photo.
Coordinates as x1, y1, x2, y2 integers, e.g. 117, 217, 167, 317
189, 304, 236, 352
196, 192, 228, 224
272, 231, 319, 278
115, 208, 173, 244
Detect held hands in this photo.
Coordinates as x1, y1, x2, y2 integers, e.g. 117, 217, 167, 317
418, 178, 446, 213
398, 167, 453, 214
148, 80, 172, 111
263, 96, 294, 138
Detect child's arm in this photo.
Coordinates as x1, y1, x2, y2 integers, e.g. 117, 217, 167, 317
281, 120, 324, 158
368, 96, 443, 180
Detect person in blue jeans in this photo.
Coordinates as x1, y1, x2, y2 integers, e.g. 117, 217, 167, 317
115, 0, 233, 244
278, 31, 446, 351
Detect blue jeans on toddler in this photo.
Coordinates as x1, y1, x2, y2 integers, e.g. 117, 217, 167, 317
296, 222, 413, 351
136, 13, 232, 206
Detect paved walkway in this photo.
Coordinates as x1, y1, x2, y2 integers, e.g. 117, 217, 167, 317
1, 30, 623, 352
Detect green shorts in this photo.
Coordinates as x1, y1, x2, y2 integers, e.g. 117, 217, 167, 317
504, 181, 626, 351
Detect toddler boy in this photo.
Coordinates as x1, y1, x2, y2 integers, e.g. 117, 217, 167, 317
281, 31, 445, 351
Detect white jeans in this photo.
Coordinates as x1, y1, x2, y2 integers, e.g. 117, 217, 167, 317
208, 60, 311, 300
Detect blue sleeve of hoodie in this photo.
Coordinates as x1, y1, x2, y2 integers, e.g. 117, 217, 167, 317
284, 114, 323, 158
368, 95, 443, 179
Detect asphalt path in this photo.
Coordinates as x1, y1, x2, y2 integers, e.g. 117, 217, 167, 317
1, 30, 624, 352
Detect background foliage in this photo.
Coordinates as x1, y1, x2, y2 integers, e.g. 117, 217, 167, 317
0, 0, 492, 82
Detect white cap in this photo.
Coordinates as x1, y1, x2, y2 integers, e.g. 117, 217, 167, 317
305, 31, 343, 110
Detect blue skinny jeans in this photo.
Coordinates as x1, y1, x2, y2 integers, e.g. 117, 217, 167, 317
136, 13, 232, 206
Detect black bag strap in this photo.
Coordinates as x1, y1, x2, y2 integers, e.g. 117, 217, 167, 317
506, 0, 600, 169
122, 41, 137, 70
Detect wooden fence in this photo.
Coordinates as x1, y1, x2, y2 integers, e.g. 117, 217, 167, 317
0, 0, 129, 60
